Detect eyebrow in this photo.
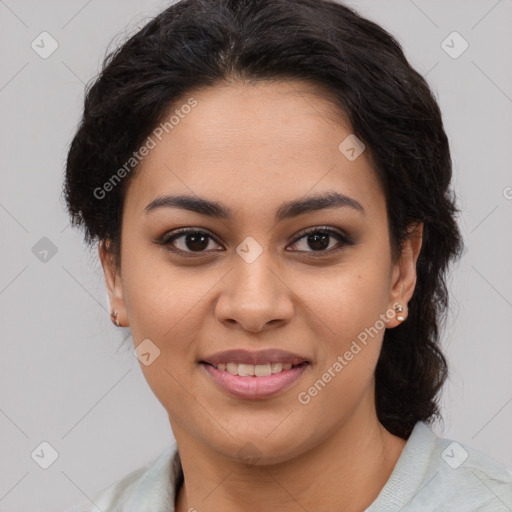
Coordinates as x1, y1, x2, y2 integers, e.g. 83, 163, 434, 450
144, 191, 365, 221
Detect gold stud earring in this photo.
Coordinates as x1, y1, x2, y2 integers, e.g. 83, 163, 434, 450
111, 310, 121, 327
395, 304, 405, 322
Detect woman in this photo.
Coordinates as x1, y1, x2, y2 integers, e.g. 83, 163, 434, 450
63, 0, 512, 510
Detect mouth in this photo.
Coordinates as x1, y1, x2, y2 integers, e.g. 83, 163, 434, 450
200, 361, 309, 377
198, 348, 311, 399
199, 358, 310, 399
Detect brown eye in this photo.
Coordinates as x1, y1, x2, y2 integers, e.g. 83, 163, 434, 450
158, 226, 353, 258
288, 227, 353, 254
160, 229, 223, 255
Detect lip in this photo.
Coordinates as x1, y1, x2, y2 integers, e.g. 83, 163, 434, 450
200, 349, 310, 366
200, 361, 310, 400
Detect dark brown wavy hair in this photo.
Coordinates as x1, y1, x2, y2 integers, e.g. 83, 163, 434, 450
62, 0, 464, 439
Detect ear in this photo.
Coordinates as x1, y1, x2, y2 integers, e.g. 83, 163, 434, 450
385, 222, 423, 327
98, 240, 129, 328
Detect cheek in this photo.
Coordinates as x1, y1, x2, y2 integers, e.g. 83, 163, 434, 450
310, 251, 391, 392
121, 245, 208, 338
299, 277, 388, 421
318, 260, 391, 336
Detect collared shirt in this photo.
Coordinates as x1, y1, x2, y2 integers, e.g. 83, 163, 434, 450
64, 421, 512, 511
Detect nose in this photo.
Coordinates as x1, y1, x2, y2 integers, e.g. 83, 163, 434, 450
215, 251, 295, 333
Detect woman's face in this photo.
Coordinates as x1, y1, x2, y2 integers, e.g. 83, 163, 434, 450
100, 80, 422, 464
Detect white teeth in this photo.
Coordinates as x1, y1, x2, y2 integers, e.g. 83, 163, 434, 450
238, 363, 254, 376
271, 362, 282, 373
255, 364, 272, 377
213, 362, 298, 376
226, 362, 238, 375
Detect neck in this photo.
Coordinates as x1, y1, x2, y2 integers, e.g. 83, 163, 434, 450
172, 398, 407, 512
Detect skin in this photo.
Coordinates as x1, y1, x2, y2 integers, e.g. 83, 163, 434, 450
99, 79, 423, 512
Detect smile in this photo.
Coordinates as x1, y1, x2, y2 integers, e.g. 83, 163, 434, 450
208, 362, 299, 377
200, 361, 310, 399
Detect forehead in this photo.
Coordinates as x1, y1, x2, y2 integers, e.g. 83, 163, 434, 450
123, 80, 384, 219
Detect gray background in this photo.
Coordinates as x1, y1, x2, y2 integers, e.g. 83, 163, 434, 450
0, 0, 511, 510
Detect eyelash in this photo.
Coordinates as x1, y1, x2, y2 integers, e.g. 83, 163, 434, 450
157, 226, 353, 258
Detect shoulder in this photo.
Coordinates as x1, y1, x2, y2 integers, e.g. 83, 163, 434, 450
367, 422, 512, 511
427, 426, 512, 510
63, 444, 181, 512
